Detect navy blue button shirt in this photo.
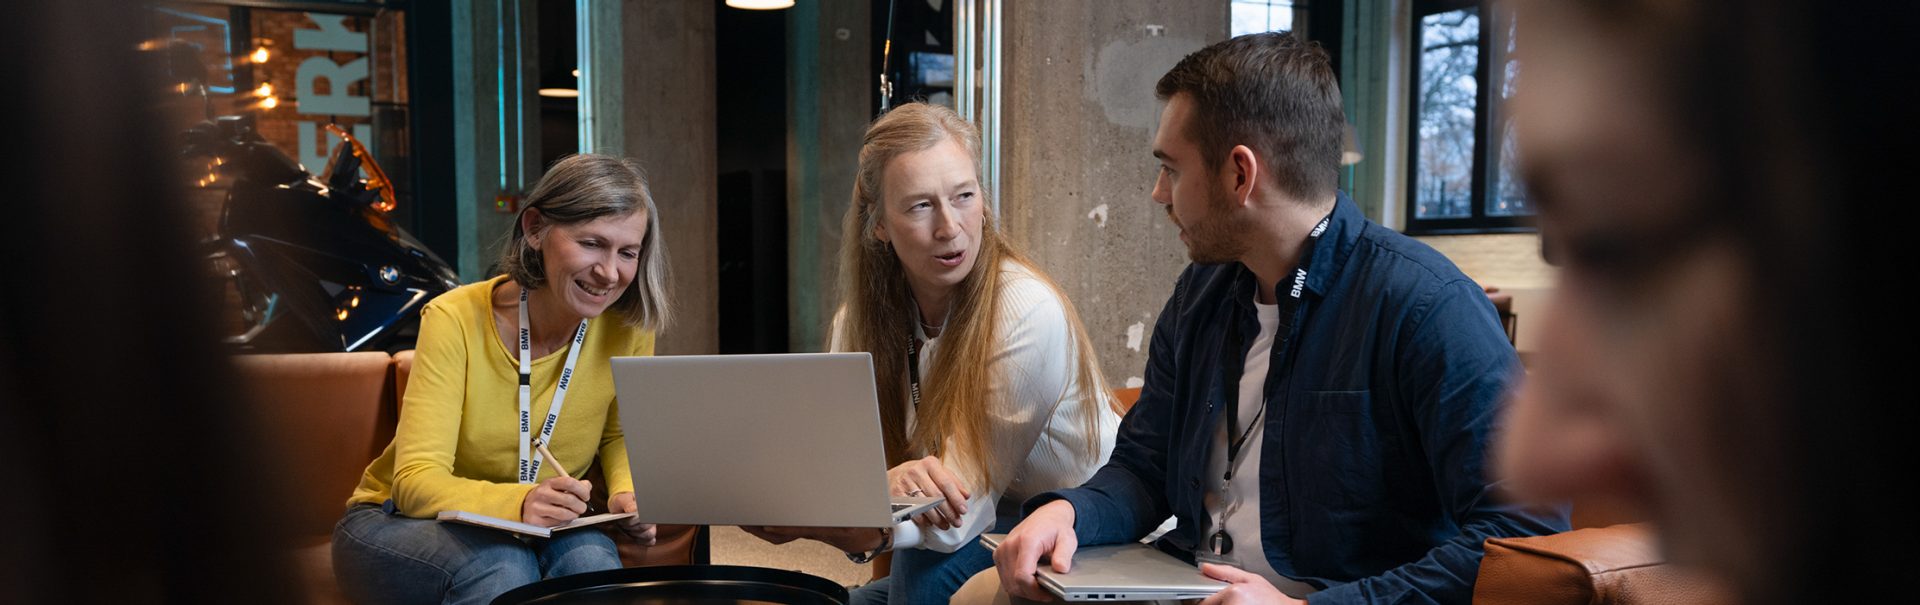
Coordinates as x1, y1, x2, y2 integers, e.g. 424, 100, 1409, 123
1031, 192, 1568, 604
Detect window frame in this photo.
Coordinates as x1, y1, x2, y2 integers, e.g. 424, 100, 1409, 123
1404, 0, 1533, 235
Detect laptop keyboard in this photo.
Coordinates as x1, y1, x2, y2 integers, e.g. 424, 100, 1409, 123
890, 503, 912, 513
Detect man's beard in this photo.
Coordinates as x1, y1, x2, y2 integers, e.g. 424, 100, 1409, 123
1177, 182, 1250, 265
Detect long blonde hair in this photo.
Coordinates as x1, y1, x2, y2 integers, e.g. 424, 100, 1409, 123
835, 103, 1114, 489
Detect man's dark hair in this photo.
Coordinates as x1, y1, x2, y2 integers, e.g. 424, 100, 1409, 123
1155, 31, 1345, 203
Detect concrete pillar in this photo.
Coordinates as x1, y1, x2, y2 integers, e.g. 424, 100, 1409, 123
620, 0, 719, 355
785, 0, 870, 352
583, 0, 720, 355
999, 1, 1227, 385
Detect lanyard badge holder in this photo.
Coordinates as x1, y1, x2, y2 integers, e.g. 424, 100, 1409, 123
517, 287, 591, 484
1207, 214, 1331, 558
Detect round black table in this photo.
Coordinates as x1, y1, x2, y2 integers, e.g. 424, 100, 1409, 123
492, 565, 849, 605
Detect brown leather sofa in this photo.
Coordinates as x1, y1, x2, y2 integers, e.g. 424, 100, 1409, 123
1472, 493, 1733, 605
1476, 522, 1730, 605
236, 351, 700, 605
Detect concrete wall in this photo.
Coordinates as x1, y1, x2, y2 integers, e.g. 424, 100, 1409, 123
785, 0, 870, 352
1000, 1, 1229, 386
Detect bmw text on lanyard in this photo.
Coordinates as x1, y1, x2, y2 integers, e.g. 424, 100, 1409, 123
517, 287, 591, 484
906, 335, 925, 410
1208, 212, 1331, 557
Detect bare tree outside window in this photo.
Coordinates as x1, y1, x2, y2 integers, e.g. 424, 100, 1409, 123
1415, 8, 1479, 220
1407, 1, 1531, 234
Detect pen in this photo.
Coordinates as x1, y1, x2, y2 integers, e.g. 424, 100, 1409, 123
533, 440, 573, 479
533, 440, 595, 514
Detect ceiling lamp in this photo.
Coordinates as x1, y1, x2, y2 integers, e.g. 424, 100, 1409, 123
726, 0, 794, 10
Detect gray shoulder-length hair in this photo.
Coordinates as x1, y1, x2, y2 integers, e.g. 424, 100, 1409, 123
496, 154, 671, 330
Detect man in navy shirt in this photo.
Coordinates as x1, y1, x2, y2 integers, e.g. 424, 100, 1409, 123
971, 32, 1567, 604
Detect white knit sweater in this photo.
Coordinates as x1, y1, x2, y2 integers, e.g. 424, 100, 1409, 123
834, 261, 1120, 553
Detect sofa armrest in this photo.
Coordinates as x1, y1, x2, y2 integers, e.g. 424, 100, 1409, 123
1475, 524, 1730, 605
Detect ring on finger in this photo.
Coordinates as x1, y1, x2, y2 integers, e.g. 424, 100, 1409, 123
908, 488, 926, 497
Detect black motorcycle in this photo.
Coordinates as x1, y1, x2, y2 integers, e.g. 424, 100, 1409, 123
186, 115, 460, 352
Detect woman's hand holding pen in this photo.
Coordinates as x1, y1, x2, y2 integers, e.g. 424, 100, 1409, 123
522, 476, 592, 527
523, 440, 598, 528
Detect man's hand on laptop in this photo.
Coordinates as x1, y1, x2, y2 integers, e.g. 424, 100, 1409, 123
739, 526, 887, 554
1198, 563, 1305, 605
888, 455, 971, 530
993, 499, 1079, 601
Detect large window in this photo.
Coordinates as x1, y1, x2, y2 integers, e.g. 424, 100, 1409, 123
1231, 0, 1295, 36
1406, 0, 1529, 234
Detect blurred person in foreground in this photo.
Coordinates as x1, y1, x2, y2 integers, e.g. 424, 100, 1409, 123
1494, 1, 1912, 604
0, 1, 302, 602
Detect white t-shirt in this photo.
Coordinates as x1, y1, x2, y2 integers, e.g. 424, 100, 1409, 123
1202, 297, 1318, 597
832, 261, 1120, 552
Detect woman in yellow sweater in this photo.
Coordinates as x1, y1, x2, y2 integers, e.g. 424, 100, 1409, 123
332, 154, 671, 604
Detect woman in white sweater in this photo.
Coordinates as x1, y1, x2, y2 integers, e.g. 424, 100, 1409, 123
743, 102, 1120, 604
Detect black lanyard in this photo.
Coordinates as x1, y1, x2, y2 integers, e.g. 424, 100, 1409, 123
1218, 213, 1332, 483
906, 333, 925, 410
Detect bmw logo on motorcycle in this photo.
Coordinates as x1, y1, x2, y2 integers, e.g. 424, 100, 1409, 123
378, 265, 401, 285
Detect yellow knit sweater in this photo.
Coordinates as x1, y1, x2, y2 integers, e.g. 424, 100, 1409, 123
348, 275, 649, 520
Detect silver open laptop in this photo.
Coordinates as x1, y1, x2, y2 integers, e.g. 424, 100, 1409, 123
611, 353, 938, 527
980, 534, 1226, 601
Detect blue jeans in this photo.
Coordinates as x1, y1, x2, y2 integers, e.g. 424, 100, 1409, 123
851, 516, 1017, 605
332, 502, 621, 605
